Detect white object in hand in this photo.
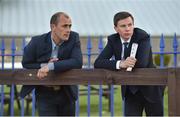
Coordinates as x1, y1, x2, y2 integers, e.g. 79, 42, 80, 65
127, 43, 138, 71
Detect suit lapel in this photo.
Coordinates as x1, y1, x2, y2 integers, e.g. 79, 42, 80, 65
124, 30, 138, 58
57, 36, 72, 59
39, 33, 52, 61
57, 41, 67, 59
113, 34, 123, 59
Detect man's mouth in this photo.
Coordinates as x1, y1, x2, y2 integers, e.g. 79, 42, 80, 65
64, 34, 69, 37
124, 33, 131, 36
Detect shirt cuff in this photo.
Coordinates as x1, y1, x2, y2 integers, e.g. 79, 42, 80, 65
47, 62, 54, 70
40, 63, 47, 67
116, 60, 121, 69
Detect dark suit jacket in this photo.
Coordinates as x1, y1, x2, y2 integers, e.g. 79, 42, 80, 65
20, 31, 83, 101
94, 28, 164, 102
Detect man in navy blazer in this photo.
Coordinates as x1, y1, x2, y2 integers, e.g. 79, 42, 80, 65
20, 12, 82, 116
94, 11, 164, 116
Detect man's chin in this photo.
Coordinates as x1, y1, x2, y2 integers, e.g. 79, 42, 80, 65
123, 36, 131, 40
63, 38, 69, 41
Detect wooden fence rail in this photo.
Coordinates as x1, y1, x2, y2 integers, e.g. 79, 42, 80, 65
0, 68, 180, 116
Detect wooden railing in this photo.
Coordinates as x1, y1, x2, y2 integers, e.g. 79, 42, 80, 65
0, 68, 180, 116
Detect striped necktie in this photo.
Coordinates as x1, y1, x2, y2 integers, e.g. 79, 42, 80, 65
51, 45, 59, 58
123, 42, 129, 59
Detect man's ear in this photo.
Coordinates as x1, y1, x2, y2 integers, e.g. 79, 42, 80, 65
50, 24, 55, 31
114, 26, 118, 33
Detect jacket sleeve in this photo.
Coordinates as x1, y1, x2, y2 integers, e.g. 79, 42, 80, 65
135, 34, 154, 68
22, 37, 41, 69
94, 38, 117, 70
54, 33, 83, 72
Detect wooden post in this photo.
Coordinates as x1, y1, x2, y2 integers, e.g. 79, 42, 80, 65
168, 68, 180, 116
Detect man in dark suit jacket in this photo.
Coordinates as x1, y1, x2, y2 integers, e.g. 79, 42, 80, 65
20, 12, 82, 116
94, 11, 164, 116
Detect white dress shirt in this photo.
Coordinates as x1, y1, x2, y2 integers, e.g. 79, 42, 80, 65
116, 37, 131, 69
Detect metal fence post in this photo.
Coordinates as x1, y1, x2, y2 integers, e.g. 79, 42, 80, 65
21, 37, 26, 116
0, 38, 5, 116
98, 36, 103, 117
173, 33, 178, 67
10, 37, 16, 116
87, 36, 92, 117
160, 34, 165, 68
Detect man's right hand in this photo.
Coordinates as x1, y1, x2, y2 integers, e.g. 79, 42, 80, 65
37, 58, 59, 79
49, 58, 59, 62
37, 65, 49, 79
119, 57, 136, 69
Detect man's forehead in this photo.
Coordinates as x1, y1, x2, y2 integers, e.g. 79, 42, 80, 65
59, 14, 70, 19
118, 17, 133, 24
58, 16, 71, 24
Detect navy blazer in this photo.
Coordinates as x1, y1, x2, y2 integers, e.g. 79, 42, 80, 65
20, 31, 83, 101
94, 28, 164, 102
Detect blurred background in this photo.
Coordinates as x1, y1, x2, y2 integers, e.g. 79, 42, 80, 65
0, 0, 180, 116
0, 0, 180, 67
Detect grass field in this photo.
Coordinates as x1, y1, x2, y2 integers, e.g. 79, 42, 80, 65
78, 86, 168, 116
2, 85, 168, 116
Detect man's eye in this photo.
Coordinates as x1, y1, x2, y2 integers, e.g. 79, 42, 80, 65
63, 25, 71, 28
128, 24, 132, 27
120, 25, 126, 28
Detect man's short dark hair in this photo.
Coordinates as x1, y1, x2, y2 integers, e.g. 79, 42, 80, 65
50, 12, 69, 25
113, 11, 134, 26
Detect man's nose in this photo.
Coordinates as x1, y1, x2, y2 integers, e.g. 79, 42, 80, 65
66, 26, 71, 32
125, 26, 131, 31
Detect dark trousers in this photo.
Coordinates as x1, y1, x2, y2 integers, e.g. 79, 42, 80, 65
124, 89, 163, 116
35, 86, 75, 116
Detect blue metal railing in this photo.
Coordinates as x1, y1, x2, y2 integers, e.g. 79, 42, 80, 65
0, 34, 179, 116
0, 38, 5, 116
98, 36, 103, 117
87, 36, 92, 117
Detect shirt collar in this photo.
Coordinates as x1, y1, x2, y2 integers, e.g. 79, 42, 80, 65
50, 36, 64, 49
51, 38, 57, 49
120, 36, 131, 44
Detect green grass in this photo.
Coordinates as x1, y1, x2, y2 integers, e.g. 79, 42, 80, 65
78, 86, 168, 116
78, 85, 122, 116
2, 85, 168, 116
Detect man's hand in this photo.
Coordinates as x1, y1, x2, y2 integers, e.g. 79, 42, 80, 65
37, 58, 59, 79
49, 58, 59, 62
37, 65, 49, 79
119, 57, 137, 69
